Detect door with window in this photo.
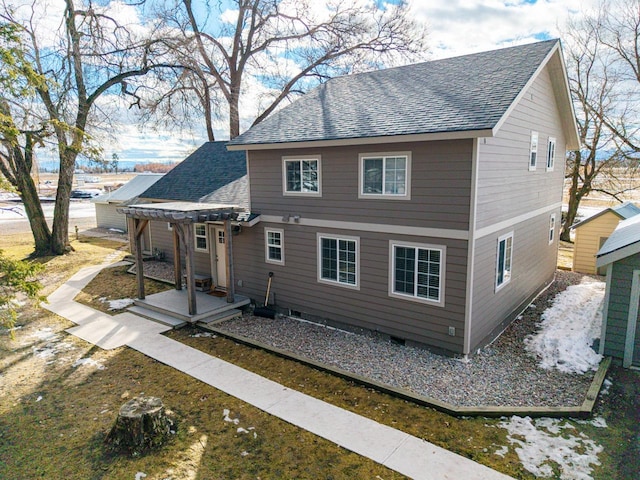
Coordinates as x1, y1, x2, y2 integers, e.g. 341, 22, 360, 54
213, 227, 227, 289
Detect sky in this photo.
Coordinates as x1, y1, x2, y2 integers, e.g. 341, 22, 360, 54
33, 0, 600, 168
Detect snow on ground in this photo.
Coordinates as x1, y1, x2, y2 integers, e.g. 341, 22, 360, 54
499, 416, 603, 480
0, 200, 95, 221
72, 357, 106, 370
525, 278, 605, 374
100, 297, 134, 310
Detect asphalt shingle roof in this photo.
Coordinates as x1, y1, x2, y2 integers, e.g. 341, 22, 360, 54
140, 142, 246, 202
229, 39, 559, 146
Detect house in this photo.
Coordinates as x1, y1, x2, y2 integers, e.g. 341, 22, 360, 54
92, 173, 163, 232
123, 39, 579, 356
571, 202, 640, 275
596, 214, 640, 368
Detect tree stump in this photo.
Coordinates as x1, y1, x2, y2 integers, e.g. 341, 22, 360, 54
105, 396, 174, 454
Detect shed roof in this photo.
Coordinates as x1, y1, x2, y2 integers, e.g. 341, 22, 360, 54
596, 214, 640, 267
92, 173, 163, 204
140, 142, 246, 202
228, 39, 578, 150
571, 202, 640, 229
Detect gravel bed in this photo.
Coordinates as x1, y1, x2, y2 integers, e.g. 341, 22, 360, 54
215, 270, 598, 408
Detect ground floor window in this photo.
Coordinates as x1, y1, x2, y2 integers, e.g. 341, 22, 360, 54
194, 223, 208, 252
265, 228, 284, 264
496, 232, 513, 290
317, 234, 359, 288
389, 241, 445, 306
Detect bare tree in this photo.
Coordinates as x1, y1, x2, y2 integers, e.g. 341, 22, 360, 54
1, 0, 168, 255
143, 0, 427, 139
561, 1, 640, 241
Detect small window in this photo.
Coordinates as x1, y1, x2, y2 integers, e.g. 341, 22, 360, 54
389, 242, 445, 306
194, 223, 208, 252
496, 232, 513, 290
265, 228, 284, 265
317, 234, 359, 288
529, 131, 538, 171
549, 214, 556, 245
546, 137, 556, 171
359, 153, 411, 199
283, 156, 321, 195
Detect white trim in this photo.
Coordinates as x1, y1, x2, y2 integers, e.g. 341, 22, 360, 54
260, 215, 468, 240
227, 129, 496, 151
599, 263, 613, 355
358, 152, 412, 200
265, 227, 285, 265
529, 131, 538, 171
388, 240, 446, 307
282, 155, 322, 197
596, 240, 640, 268
167, 222, 173, 231
546, 137, 556, 172
316, 233, 360, 290
495, 231, 514, 292
245, 151, 252, 211
624, 270, 640, 367
475, 203, 561, 239
549, 213, 556, 245
194, 222, 209, 252
464, 138, 480, 354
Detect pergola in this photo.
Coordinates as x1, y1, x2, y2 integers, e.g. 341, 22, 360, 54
118, 202, 242, 316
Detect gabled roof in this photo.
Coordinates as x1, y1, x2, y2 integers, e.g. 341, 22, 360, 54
596, 214, 640, 267
571, 202, 640, 229
140, 142, 246, 202
229, 39, 578, 150
92, 173, 163, 204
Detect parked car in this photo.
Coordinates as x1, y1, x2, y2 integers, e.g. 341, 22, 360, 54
70, 189, 102, 199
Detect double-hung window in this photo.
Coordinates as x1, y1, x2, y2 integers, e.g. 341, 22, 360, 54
360, 153, 411, 199
265, 228, 284, 264
318, 234, 359, 288
194, 223, 208, 252
283, 156, 321, 195
496, 232, 513, 290
546, 137, 556, 171
529, 131, 538, 171
549, 214, 556, 245
389, 242, 445, 306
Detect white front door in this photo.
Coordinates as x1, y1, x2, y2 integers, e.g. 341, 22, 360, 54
214, 227, 227, 289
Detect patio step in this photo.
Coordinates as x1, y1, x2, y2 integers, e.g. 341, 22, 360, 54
196, 308, 243, 326
128, 305, 188, 329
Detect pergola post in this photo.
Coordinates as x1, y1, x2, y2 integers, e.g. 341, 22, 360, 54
172, 225, 182, 290
224, 218, 235, 303
133, 218, 149, 300
181, 223, 197, 315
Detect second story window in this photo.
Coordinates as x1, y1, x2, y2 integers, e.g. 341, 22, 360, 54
283, 156, 321, 196
359, 153, 411, 199
546, 137, 556, 171
529, 131, 538, 171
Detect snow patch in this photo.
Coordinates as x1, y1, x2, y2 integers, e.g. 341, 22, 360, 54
577, 416, 608, 428
101, 297, 134, 310
223, 409, 240, 425
494, 445, 509, 457
135, 473, 147, 480
525, 280, 605, 374
191, 332, 216, 338
499, 416, 602, 479
36, 395, 43, 402
72, 357, 106, 370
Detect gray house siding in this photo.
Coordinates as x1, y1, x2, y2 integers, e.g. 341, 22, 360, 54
603, 254, 640, 362
148, 221, 214, 278
95, 203, 127, 231
233, 223, 469, 353
469, 209, 559, 349
475, 65, 566, 230
248, 140, 473, 231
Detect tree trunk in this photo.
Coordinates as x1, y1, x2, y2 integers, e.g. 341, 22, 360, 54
229, 84, 240, 139
105, 396, 174, 454
51, 149, 75, 254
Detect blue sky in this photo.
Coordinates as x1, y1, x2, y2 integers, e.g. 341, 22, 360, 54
34, 0, 597, 168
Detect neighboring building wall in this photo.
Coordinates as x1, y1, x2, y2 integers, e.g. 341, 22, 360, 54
470, 210, 559, 350
573, 212, 621, 274
603, 254, 640, 364
475, 64, 566, 230
95, 203, 127, 231
233, 224, 469, 353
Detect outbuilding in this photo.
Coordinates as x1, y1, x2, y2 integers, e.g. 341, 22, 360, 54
571, 202, 640, 274
596, 214, 640, 368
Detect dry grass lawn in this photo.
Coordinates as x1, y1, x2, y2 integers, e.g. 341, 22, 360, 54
1, 233, 638, 479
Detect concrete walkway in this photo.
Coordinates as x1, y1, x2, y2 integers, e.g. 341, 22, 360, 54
44, 263, 513, 480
